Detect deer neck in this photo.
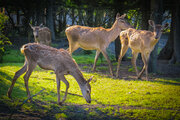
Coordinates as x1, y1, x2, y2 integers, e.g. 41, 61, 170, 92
71, 68, 87, 88
151, 31, 159, 47
107, 20, 121, 42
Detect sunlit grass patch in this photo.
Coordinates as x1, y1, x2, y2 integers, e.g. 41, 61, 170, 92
119, 108, 180, 120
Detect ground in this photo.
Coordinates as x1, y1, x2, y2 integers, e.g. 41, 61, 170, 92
0, 59, 179, 120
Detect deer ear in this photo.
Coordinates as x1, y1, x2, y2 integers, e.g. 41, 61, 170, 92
87, 76, 93, 83
116, 13, 120, 19
39, 23, 43, 28
163, 23, 169, 29
148, 20, 155, 28
120, 14, 126, 18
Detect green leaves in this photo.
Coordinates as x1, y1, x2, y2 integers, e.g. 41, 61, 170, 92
0, 12, 11, 62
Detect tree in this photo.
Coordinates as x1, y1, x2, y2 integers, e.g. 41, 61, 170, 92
0, 12, 11, 62
158, 10, 174, 60
172, 3, 180, 63
46, 0, 55, 42
148, 0, 163, 73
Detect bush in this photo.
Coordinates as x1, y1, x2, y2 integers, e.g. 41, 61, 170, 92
0, 12, 11, 62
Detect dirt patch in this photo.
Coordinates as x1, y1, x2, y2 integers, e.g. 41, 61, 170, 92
80, 59, 180, 80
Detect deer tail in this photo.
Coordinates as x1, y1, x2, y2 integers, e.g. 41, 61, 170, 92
21, 45, 29, 54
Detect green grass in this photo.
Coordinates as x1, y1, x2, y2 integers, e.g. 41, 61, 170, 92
2, 49, 25, 63
0, 63, 180, 119
2, 48, 113, 65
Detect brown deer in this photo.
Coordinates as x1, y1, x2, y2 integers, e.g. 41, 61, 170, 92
116, 20, 168, 80
30, 24, 51, 46
65, 13, 132, 76
7, 43, 92, 105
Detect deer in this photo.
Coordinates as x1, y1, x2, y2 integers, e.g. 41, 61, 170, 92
30, 24, 51, 46
65, 13, 132, 76
7, 43, 93, 105
116, 20, 169, 81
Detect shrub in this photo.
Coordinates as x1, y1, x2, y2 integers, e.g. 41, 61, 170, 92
0, 12, 11, 62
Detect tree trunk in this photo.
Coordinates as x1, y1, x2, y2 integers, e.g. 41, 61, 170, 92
46, 0, 55, 42
140, 0, 150, 30
36, 7, 43, 25
71, 8, 75, 25
158, 9, 174, 60
148, 0, 163, 73
78, 8, 83, 25
173, 3, 180, 63
87, 8, 94, 27
115, 36, 121, 61
58, 9, 63, 33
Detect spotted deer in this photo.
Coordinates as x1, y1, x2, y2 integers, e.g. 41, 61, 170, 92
116, 20, 168, 80
30, 24, 51, 46
7, 43, 93, 105
65, 13, 132, 76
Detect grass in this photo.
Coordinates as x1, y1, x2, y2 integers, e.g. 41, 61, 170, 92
0, 48, 180, 119
2, 49, 25, 63
0, 63, 180, 119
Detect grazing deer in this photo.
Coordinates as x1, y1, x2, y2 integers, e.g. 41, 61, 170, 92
7, 43, 92, 105
65, 13, 132, 76
116, 20, 168, 80
30, 24, 51, 46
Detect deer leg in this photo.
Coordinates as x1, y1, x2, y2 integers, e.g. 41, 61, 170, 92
23, 61, 37, 101
7, 61, 27, 98
60, 75, 69, 104
137, 54, 146, 79
101, 49, 113, 76
138, 53, 150, 81
144, 54, 150, 81
92, 50, 100, 72
116, 44, 129, 77
137, 66, 145, 79
56, 74, 61, 105
131, 51, 139, 76
56, 73, 69, 105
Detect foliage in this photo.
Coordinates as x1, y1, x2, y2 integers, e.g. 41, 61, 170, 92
0, 12, 11, 62
2, 48, 24, 63
2, 48, 115, 65
0, 63, 180, 119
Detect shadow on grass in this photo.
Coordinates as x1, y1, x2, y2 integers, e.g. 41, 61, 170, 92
31, 100, 123, 120
0, 96, 123, 120
152, 77, 180, 86
0, 71, 27, 99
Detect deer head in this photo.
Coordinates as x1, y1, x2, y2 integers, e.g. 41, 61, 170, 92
29, 23, 44, 38
116, 13, 132, 30
148, 20, 169, 40
81, 77, 93, 103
